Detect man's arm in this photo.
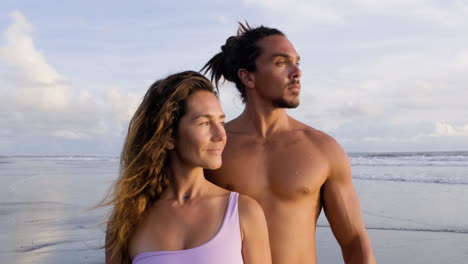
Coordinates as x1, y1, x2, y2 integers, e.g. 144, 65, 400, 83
321, 138, 376, 264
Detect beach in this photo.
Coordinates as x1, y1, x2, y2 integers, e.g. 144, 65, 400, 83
1, 152, 468, 263
0, 156, 112, 263
317, 179, 468, 263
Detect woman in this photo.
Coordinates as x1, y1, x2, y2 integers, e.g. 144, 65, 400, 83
103, 71, 271, 264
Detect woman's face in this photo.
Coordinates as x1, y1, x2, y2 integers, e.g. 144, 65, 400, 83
171, 90, 226, 170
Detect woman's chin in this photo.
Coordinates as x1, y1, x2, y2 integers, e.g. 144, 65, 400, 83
204, 160, 222, 170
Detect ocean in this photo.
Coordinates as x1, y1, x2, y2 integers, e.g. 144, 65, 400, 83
350, 151, 468, 185
1, 152, 468, 263
317, 151, 468, 263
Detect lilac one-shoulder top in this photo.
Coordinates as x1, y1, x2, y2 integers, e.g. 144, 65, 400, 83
132, 192, 243, 264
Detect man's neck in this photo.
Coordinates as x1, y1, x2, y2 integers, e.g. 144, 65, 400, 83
239, 99, 290, 138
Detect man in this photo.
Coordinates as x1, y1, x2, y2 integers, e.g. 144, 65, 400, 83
202, 23, 375, 264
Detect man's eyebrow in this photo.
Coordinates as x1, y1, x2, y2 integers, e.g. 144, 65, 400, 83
192, 114, 226, 120
271, 53, 301, 61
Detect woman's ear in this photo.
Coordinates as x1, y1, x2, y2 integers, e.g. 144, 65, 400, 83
166, 137, 175, 150
238, 68, 255, 89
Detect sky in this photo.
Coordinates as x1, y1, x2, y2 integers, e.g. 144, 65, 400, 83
1, 0, 468, 155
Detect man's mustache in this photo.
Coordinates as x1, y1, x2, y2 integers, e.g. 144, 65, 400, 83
288, 80, 300, 85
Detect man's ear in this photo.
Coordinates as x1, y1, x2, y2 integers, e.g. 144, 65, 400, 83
238, 68, 255, 89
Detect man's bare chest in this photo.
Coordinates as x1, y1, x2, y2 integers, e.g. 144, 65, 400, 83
214, 138, 329, 200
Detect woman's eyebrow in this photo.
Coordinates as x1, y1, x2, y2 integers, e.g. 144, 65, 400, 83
192, 114, 226, 120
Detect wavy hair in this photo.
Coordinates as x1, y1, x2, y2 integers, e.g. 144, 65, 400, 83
201, 21, 284, 103
101, 71, 217, 263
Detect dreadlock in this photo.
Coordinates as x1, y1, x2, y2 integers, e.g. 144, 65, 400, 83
201, 21, 284, 103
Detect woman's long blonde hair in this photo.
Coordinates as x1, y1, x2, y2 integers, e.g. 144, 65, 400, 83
102, 71, 216, 263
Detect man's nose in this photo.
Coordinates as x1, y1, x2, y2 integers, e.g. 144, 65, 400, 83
291, 64, 302, 80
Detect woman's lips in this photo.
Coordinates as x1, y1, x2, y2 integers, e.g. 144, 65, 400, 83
206, 148, 223, 155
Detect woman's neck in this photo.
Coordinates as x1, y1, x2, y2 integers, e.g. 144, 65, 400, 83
163, 161, 208, 204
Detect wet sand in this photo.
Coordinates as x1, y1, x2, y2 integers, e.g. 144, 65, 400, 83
1, 156, 468, 263
317, 179, 468, 263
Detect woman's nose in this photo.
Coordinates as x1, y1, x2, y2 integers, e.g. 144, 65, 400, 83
212, 123, 226, 142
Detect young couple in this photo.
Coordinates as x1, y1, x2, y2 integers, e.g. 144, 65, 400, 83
104, 23, 376, 264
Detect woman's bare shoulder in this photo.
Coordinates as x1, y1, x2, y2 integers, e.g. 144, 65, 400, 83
237, 194, 265, 227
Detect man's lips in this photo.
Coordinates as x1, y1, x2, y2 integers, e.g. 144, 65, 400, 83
288, 84, 301, 91
288, 79, 301, 90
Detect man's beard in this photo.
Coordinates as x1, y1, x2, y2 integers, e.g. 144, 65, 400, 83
272, 97, 299, 108
272, 79, 300, 108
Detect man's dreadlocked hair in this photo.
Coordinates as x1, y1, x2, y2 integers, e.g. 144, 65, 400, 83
201, 21, 284, 103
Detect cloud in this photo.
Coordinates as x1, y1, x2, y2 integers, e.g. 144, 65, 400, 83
103, 87, 141, 134
242, 0, 468, 28
241, 0, 345, 25
406, 121, 468, 151
211, 13, 230, 25
316, 45, 468, 127
294, 43, 468, 149
364, 137, 385, 143
352, 0, 468, 26
330, 102, 379, 119
451, 49, 468, 70
0, 11, 69, 111
1, 4, 467, 154
234, 0, 468, 152
0, 11, 138, 143
1, 11, 61, 84
429, 122, 468, 138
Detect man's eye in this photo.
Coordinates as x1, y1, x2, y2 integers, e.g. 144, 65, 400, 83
276, 60, 287, 65
199, 122, 209, 126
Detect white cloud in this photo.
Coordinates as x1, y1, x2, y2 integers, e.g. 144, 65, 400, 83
319, 45, 468, 125
242, 0, 346, 24
232, 0, 468, 152
1, 3, 467, 154
0, 11, 70, 111
0, 11, 138, 141
242, 0, 468, 28
451, 49, 468, 70
103, 87, 141, 134
1, 11, 61, 84
431, 122, 468, 137
51, 123, 107, 139
332, 102, 379, 118
211, 13, 230, 24
364, 137, 385, 142
409, 122, 468, 143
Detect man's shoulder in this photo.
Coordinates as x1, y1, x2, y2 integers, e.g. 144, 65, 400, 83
290, 118, 339, 148
290, 118, 348, 167
291, 119, 350, 180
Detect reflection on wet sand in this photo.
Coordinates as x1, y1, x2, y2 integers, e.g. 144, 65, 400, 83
4, 201, 105, 263
1, 156, 115, 263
